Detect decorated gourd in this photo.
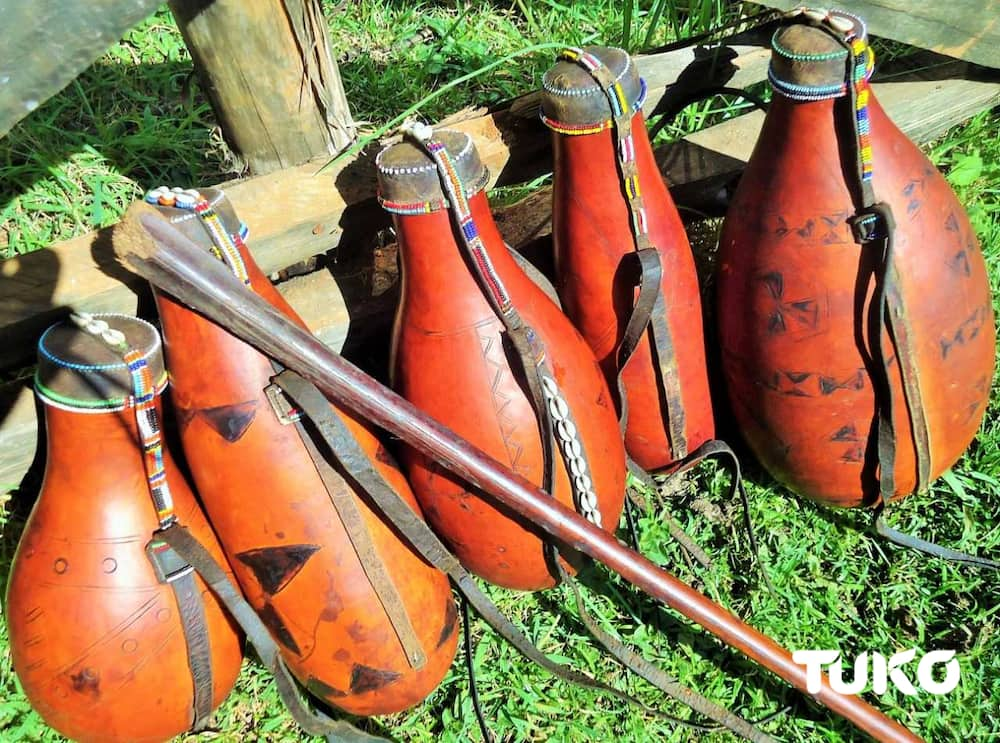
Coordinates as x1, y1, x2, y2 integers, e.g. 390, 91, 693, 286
6, 314, 243, 743
143, 187, 458, 715
717, 10, 995, 508
378, 129, 626, 591
542, 46, 715, 472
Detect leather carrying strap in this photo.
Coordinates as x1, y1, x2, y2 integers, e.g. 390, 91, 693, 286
296, 411, 427, 669
155, 524, 386, 743
266, 357, 427, 667
811, 17, 998, 568
554, 562, 776, 742
146, 540, 215, 730
275, 370, 776, 738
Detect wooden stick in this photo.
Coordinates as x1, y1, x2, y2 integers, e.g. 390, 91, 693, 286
113, 203, 924, 743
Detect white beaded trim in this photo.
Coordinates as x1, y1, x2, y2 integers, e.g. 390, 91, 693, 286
375, 130, 475, 176
542, 53, 633, 98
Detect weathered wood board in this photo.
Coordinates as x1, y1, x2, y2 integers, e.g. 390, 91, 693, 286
2, 55, 996, 488
0, 36, 774, 371
755, 0, 1000, 70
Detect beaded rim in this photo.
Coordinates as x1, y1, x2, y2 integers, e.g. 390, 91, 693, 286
377, 162, 491, 214
375, 130, 476, 177
768, 10, 872, 102
35, 314, 167, 412
542, 51, 633, 98
541, 78, 648, 134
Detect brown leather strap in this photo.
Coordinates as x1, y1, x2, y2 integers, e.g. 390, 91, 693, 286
555, 562, 776, 742
266, 365, 427, 668
295, 400, 427, 669
145, 538, 217, 731
155, 525, 386, 743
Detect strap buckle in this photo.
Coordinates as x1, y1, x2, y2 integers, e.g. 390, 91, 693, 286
146, 537, 195, 584
849, 202, 895, 244
265, 381, 303, 425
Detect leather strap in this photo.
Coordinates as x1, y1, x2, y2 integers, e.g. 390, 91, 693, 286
155, 524, 384, 743
275, 369, 775, 736
555, 562, 776, 742
557, 49, 687, 460
146, 539, 215, 730
297, 411, 427, 669
810, 15, 997, 567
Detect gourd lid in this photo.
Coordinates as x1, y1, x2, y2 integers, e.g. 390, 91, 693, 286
143, 185, 244, 249
770, 9, 870, 98
376, 129, 489, 211
35, 314, 166, 411
540, 46, 643, 128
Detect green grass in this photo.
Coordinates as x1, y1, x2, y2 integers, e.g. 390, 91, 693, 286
2, 2, 1000, 742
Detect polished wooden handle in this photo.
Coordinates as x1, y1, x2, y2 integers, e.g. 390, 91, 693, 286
114, 203, 923, 743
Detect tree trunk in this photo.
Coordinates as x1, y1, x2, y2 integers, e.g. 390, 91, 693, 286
170, 0, 355, 174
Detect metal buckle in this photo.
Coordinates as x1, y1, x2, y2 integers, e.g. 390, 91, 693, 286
265, 382, 303, 425
848, 203, 895, 244
146, 539, 194, 584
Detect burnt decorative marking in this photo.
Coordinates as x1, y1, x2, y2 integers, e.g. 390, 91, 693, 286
945, 212, 960, 233
70, 668, 100, 698
478, 327, 529, 476
902, 178, 925, 218
949, 250, 971, 277
24, 635, 43, 648
373, 444, 395, 466
940, 306, 989, 359
831, 424, 860, 443
437, 599, 459, 649
774, 215, 790, 239
765, 370, 812, 397
821, 229, 846, 246
320, 587, 344, 622
307, 676, 348, 700
346, 620, 367, 643
818, 370, 865, 395
756, 272, 821, 337
24, 607, 43, 624
200, 401, 257, 442
102, 557, 117, 574
257, 602, 302, 655
235, 544, 320, 596
840, 446, 865, 463
53, 558, 68, 574
796, 219, 815, 238
349, 664, 402, 695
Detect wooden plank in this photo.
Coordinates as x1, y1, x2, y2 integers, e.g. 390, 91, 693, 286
2, 60, 996, 490
755, 0, 1000, 70
0, 37, 774, 371
169, 0, 355, 172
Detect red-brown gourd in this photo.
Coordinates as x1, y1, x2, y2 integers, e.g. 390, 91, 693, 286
6, 315, 243, 743
541, 46, 715, 472
144, 187, 457, 715
378, 131, 626, 591
716, 13, 995, 507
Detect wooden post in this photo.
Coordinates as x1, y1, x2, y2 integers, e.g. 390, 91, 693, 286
169, 0, 355, 174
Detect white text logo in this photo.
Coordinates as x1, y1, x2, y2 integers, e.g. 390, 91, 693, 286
792, 649, 960, 695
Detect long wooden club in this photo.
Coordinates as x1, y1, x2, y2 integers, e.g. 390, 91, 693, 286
114, 203, 923, 743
